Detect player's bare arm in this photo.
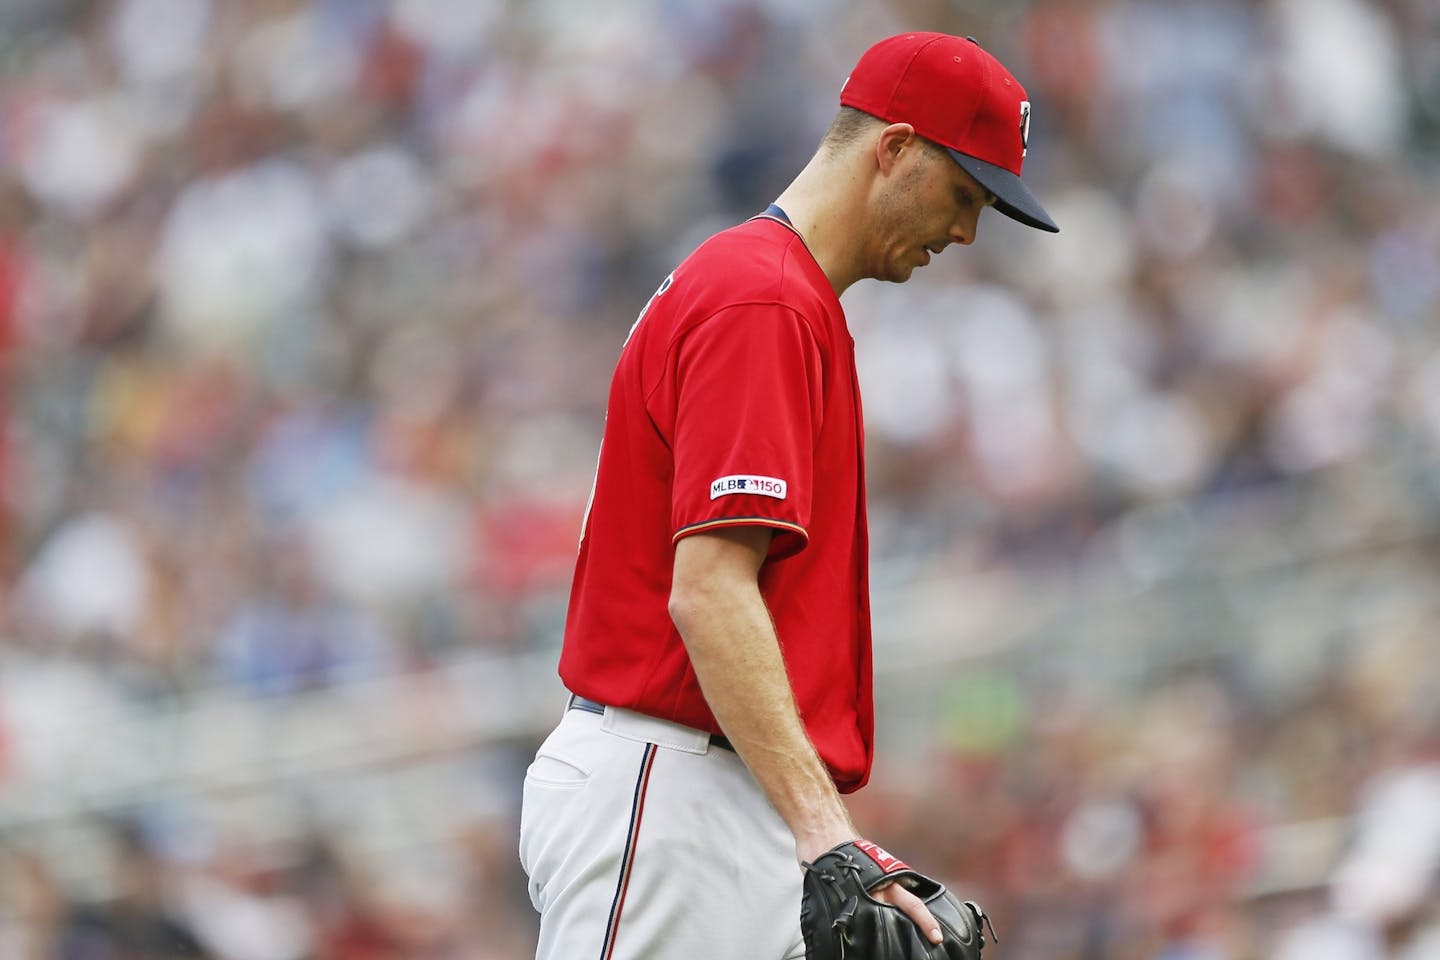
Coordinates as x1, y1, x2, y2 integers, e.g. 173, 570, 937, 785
669, 525, 944, 944
668, 526, 852, 859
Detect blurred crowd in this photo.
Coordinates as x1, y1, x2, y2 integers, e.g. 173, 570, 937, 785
0, 0, 1438, 956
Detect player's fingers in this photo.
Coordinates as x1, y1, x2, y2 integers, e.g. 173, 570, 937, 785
875, 880, 943, 944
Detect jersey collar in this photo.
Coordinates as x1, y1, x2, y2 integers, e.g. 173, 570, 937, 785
750, 202, 807, 245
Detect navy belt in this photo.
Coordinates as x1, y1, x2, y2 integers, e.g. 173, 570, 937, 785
567, 695, 736, 753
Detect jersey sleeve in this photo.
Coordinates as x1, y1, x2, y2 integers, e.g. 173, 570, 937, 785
662, 304, 823, 559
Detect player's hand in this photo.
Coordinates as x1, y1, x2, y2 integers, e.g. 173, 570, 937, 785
800, 839, 992, 960
799, 838, 944, 944
873, 876, 944, 944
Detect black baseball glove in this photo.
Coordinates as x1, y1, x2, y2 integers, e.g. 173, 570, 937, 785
801, 840, 995, 960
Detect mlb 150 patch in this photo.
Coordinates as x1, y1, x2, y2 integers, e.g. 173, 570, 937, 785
709, 475, 787, 500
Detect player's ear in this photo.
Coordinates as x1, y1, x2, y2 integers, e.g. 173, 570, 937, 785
874, 122, 916, 175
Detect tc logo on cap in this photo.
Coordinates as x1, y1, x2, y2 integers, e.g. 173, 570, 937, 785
1019, 100, 1032, 157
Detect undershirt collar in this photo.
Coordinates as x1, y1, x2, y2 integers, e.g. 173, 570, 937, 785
751, 202, 805, 245
762, 202, 791, 224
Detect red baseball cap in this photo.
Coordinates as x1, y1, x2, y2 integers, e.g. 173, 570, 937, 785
841, 32, 1059, 233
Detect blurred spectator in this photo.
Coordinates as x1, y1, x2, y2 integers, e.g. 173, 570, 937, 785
213, 533, 397, 697
55, 820, 211, 959
1273, 763, 1440, 960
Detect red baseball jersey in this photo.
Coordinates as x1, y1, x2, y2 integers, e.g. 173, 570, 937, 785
559, 214, 876, 792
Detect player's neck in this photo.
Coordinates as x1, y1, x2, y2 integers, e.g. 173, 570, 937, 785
772, 154, 870, 296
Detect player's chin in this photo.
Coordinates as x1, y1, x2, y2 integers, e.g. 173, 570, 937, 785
879, 257, 923, 284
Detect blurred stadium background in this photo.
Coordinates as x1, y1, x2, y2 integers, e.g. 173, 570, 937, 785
1, 0, 1438, 957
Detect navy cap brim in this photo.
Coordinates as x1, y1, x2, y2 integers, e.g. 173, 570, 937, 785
946, 148, 1059, 233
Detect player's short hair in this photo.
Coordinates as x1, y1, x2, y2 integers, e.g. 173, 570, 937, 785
820, 106, 885, 154
820, 106, 950, 162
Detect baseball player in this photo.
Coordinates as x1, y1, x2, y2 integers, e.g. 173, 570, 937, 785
519, 32, 1058, 960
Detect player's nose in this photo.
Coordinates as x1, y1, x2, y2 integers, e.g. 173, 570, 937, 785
949, 222, 976, 246
949, 210, 980, 246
